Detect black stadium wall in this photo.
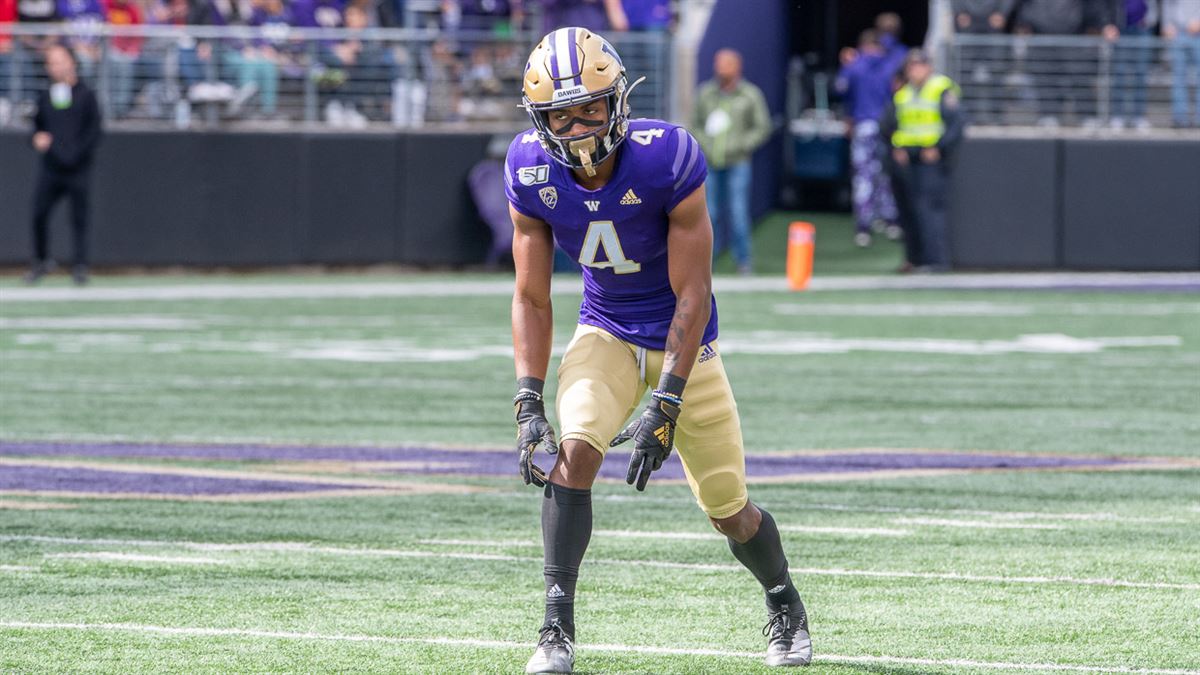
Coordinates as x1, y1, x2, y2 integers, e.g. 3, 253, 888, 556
0, 130, 492, 267
2, 130, 1198, 270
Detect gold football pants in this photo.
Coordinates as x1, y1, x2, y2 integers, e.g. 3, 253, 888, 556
555, 324, 748, 519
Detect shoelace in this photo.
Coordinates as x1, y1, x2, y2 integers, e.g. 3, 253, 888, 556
762, 610, 791, 639
538, 621, 571, 649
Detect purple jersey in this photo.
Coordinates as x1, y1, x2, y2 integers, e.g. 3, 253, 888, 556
505, 119, 717, 351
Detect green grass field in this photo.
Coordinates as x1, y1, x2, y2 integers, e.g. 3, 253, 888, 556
2, 221, 1199, 673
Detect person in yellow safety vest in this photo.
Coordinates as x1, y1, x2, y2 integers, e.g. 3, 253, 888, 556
880, 49, 967, 272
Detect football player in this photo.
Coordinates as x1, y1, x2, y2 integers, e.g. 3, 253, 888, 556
506, 28, 812, 673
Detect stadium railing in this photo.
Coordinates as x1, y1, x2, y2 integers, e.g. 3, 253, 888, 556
943, 33, 1197, 130
0, 24, 670, 131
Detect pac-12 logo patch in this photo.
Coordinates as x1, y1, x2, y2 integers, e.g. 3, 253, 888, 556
518, 165, 550, 185
539, 186, 558, 209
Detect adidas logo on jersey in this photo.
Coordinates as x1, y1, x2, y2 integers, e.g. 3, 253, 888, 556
620, 189, 642, 205
698, 343, 717, 363
547, 584, 566, 599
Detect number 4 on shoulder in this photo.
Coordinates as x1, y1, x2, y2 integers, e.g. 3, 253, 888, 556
629, 128, 665, 146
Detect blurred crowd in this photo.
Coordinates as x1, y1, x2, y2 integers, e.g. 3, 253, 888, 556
945, 0, 1200, 129
835, 1, 1200, 130
0, 0, 674, 126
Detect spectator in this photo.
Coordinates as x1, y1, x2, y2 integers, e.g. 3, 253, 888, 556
320, 4, 391, 125
170, 0, 231, 91
1163, 0, 1200, 127
880, 49, 966, 272
57, 0, 105, 82
446, 0, 524, 34
459, 44, 505, 120
691, 48, 771, 275
1109, 0, 1158, 130
16, 0, 60, 103
618, 0, 669, 113
622, 0, 668, 30
875, 11, 909, 71
103, 0, 145, 118
1, 0, 14, 122
421, 36, 461, 121
293, 0, 344, 29
27, 44, 102, 286
238, 0, 289, 117
836, 29, 901, 248
1013, 0, 1117, 126
536, 0, 626, 34
952, 0, 1014, 122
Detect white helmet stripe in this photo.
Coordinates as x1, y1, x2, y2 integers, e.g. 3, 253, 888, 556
553, 29, 573, 89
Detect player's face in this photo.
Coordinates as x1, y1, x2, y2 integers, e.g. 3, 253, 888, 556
546, 98, 609, 139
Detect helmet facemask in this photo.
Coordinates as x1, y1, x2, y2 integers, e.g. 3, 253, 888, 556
520, 27, 645, 177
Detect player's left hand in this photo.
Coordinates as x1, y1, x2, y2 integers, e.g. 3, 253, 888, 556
516, 397, 558, 487
611, 398, 680, 491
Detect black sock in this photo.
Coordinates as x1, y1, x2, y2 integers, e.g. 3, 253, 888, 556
541, 482, 592, 640
727, 508, 802, 611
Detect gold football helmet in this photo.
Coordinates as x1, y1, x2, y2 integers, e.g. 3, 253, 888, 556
521, 27, 643, 176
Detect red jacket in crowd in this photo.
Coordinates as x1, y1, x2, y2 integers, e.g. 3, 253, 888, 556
0, 0, 16, 53
103, 0, 143, 55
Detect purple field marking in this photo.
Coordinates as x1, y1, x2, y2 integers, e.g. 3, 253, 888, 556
1, 441, 1137, 483
0, 465, 371, 496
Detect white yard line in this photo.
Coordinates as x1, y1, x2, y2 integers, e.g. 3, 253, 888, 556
47, 552, 229, 565
2, 272, 1198, 303
776, 525, 913, 537
3, 534, 1196, 590
785, 502, 1186, 524
0, 565, 37, 572
0, 621, 1195, 674
892, 517, 1065, 530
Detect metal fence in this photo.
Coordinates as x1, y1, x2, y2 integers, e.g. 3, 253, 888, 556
0, 24, 670, 130
945, 34, 1200, 129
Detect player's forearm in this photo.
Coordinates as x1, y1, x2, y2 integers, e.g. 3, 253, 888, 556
512, 295, 554, 381
661, 285, 711, 382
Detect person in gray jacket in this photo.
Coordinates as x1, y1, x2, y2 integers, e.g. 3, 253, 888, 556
1162, 0, 1200, 126
1013, 0, 1118, 125
953, 0, 1016, 122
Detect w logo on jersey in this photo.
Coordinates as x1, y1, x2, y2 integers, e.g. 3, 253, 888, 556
584, 200, 600, 212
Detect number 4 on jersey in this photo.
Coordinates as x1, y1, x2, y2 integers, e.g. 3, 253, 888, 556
629, 128, 665, 146
578, 220, 641, 274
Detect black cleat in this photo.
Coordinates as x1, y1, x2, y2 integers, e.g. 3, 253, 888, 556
525, 621, 574, 674
23, 260, 54, 285
71, 264, 90, 286
763, 601, 812, 667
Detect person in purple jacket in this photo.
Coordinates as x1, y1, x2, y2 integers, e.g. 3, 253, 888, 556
535, 0, 626, 34
292, 0, 344, 28
836, 29, 900, 247
506, 27, 812, 674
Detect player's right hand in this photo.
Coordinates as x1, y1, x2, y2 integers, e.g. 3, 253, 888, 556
515, 396, 558, 487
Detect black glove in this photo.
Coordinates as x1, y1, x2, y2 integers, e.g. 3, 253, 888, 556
515, 390, 557, 487
611, 396, 681, 491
